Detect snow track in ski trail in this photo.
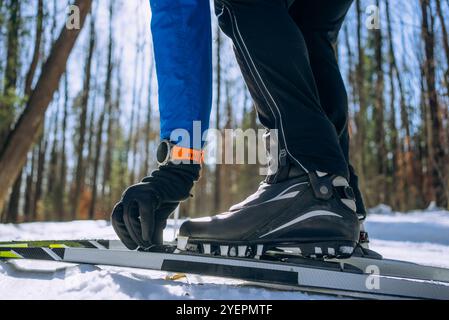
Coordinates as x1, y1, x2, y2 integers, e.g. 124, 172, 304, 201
0, 207, 449, 300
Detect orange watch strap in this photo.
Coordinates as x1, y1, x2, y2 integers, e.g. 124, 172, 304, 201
171, 146, 204, 164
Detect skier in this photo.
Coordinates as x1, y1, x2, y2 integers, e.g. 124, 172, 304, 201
111, 0, 368, 258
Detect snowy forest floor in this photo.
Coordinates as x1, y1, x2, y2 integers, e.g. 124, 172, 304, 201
1, 206, 449, 300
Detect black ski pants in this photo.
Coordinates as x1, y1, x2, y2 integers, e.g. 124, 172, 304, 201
215, 0, 366, 215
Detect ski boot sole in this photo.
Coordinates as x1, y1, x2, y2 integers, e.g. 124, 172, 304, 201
177, 237, 357, 260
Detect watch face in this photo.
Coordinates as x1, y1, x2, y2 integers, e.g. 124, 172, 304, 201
156, 140, 171, 165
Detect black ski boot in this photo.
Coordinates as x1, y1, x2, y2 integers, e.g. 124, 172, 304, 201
111, 141, 201, 250
179, 163, 360, 259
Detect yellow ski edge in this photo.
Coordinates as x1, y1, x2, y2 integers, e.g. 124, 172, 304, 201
0, 243, 28, 248
0, 250, 23, 259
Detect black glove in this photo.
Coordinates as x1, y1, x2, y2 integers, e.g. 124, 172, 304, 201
111, 163, 200, 250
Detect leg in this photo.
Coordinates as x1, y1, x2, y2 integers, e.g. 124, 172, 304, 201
215, 0, 348, 179
289, 0, 367, 216
151, 0, 212, 149
178, 0, 360, 259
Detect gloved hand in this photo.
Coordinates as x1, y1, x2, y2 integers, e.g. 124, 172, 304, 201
111, 163, 200, 250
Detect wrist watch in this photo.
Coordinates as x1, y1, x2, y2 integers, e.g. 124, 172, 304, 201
156, 140, 204, 166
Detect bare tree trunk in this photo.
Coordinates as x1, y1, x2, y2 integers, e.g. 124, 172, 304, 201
32, 135, 47, 220
435, 0, 449, 96
6, 171, 21, 222
0, 0, 93, 213
56, 73, 69, 220
89, 109, 105, 220
343, 23, 356, 109
7, 0, 45, 221
343, 24, 358, 145
1, 4, 21, 227
47, 98, 60, 197
214, 27, 222, 213
420, 61, 433, 205
23, 151, 36, 222
102, 106, 113, 199
132, 41, 146, 183
143, 62, 154, 176
72, 11, 95, 218
85, 85, 97, 183
221, 81, 234, 210
89, 1, 114, 219
0, 0, 20, 150
102, 119, 113, 200
420, 0, 448, 207
397, 6, 416, 209
373, 0, 387, 204
50, 0, 58, 44
434, 0, 449, 205
24, 0, 43, 99
112, 56, 128, 191
0, 1, 5, 83
385, 0, 398, 209
115, 61, 126, 192
127, 28, 141, 185
354, 0, 367, 195
0, 1, 4, 23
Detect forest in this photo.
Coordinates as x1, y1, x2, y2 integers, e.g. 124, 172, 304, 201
0, 0, 448, 223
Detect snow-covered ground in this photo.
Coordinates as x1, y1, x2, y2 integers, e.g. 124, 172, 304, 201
1, 206, 449, 300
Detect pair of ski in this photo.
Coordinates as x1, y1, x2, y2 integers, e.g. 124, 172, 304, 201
1, 239, 448, 300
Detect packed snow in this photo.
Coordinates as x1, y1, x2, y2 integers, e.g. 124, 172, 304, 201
1, 206, 449, 300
